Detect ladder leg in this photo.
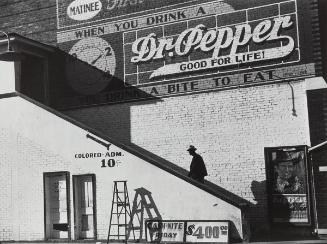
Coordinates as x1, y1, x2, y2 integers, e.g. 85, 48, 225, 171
107, 181, 135, 243
139, 202, 145, 241
124, 182, 127, 244
147, 194, 162, 219
125, 181, 136, 242
127, 193, 140, 240
116, 183, 120, 240
107, 182, 117, 244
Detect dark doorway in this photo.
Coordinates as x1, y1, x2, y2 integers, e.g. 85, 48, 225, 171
44, 172, 71, 240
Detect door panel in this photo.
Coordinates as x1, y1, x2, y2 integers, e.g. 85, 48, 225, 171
315, 169, 327, 229
311, 150, 327, 232
44, 173, 70, 240
74, 175, 96, 239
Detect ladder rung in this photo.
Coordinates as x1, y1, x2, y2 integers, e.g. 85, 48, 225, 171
144, 204, 154, 208
108, 182, 135, 242
131, 227, 141, 230
117, 202, 130, 206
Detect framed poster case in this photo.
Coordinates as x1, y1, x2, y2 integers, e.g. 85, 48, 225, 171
264, 146, 312, 226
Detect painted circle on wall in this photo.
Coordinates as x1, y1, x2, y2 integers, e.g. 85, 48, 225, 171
67, 0, 102, 21
66, 37, 116, 95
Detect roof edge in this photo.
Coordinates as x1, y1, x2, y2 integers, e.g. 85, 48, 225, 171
0, 33, 56, 53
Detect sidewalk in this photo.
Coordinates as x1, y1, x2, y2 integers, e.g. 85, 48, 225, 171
240, 236, 327, 243
3, 240, 327, 244
244, 240, 327, 244
246, 241, 327, 244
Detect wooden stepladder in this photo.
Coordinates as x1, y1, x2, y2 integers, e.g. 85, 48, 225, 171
107, 181, 135, 244
127, 187, 162, 241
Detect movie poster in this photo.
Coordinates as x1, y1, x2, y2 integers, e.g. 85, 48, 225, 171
265, 146, 311, 225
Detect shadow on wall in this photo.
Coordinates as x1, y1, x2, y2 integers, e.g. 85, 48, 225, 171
250, 180, 305, 242
49, 48, 162, 110
250, 180, 270, 240
44, 48, 163, 144
33, 48, 252, 242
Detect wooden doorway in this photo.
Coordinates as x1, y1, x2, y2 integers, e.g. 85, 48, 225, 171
73, 174, 97, 239
44, 172, 71, 240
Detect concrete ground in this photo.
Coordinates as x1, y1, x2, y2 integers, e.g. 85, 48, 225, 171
2, 239, 327, 244
249, 240, 327, 244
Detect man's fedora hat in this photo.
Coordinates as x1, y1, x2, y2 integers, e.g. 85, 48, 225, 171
274, 150, 297, 164
187, 145, 197, 151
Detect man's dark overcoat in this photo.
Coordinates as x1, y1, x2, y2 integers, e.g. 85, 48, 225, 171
189, 153, 208, 179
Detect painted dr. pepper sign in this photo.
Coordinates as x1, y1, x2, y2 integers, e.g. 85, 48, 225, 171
129, 14, 297, 79
56, 0, 315, 108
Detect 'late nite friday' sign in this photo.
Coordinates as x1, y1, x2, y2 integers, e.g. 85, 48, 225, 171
145, 220, 229, 243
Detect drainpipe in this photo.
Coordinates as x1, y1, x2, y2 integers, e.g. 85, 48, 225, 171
287, 81, 297, 116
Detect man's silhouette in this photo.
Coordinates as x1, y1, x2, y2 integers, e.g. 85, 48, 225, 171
187, 145, 207, 183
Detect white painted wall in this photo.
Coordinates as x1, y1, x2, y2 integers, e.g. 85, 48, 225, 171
0, 61, 15, 94
0, 96, 243, 241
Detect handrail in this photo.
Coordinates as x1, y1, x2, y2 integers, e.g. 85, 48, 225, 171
308, 140, 327, 152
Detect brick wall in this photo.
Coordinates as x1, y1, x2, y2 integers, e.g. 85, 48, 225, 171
65, 80, 312, 233
0, 0, 56, 45
0, 129, 14, 241
317, 0, 327, 78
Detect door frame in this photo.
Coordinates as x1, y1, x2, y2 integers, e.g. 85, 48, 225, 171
43, 171, 71, 240
72, 174, 97, 240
